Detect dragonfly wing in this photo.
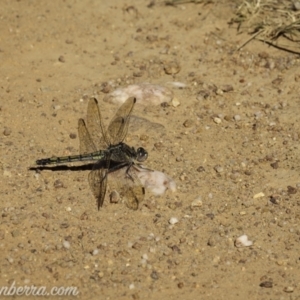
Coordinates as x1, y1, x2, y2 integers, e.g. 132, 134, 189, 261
109, 163, 145, 210
108, 97, 136, 144
86, 97, 110, 149
88, 161, 109, 210
78, 119, 97, 154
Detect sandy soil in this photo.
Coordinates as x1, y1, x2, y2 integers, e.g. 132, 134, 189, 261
1, 1, 300, 299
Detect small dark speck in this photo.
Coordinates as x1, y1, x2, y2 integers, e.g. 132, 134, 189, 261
69, 133, 77, 139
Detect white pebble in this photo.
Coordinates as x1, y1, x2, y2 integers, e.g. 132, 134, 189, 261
191, 197, 203, 207
235, 235, 253, 247
234, 114, 241, 121
149, 247, 156, 253
213, 117, 222, 124
253, 192, 265, 199
169, 217, 179, 225
142, 253, 148, 260
92, 249, 99, 256
167, 81, 186, 88
3, 170, 12, 177
7, 257, 14, 264
129, 283, 135, 290
62, 240, 70, 249
171, 97, 180, 107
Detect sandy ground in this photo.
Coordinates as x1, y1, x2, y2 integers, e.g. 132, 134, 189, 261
1, 0, 300, 299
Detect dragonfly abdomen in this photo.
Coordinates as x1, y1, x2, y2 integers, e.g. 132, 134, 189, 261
36, 151, 106, 166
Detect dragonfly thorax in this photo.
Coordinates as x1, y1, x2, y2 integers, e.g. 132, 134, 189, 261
108, 142, 147, 163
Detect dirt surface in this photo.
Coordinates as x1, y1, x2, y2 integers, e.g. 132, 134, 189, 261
1, 1, 300, 299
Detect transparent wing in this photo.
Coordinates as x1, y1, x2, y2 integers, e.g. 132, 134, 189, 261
78, 118, 97, 154
86, 97, 110, 150
108, 97, 136, 145
88, 160, 109, 210
109, 163, 145, 210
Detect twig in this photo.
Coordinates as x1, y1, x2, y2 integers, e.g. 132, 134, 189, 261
236, 29, 264, 51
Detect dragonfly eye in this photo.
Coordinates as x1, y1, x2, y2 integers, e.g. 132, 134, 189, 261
136, 147, 148, 162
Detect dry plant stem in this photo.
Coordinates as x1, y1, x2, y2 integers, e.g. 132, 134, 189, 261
236, 29, 264, 51
256, 38, 300, 55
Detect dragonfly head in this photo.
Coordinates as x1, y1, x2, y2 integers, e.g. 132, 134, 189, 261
136, 147, 148, 162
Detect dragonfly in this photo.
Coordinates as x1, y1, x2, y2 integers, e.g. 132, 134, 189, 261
36, 97, 148, 210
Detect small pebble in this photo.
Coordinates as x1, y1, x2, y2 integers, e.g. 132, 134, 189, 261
196, 166, 205, 172
7, 257, 14, 264
58, 55, 65, 62
171, 97, 180, 107
169, 217, 179, 225
270, 161, 278, 169
253, 192, 265, 199
220, 84, 234, 92
53, 179, 64, 189
177, 282, 184, 288
294, 1, 300, 10
62, 240, 70, 249
283, 286, 294, 293
260, 281, 273, 288
287, 186, 297, 195
214, 165, 224, 173
110, 190, 120, 203
191, 197, 203, 208
92, 249, 99, 256
3, 170, 12, 177
150, 270, 159, 280
167, 81, 186, 88
129, 283, 135, 290
183, 119, 194, 128
164, 61, 181, 75
216, 89, 223, 95
233, 115, 241, 121
11, 230, 20, 237
207, 235, 220, 247
3, 127, 12, 136
98, 271, 104, 278
142, 253, 148, 260
213, 117, 222, 124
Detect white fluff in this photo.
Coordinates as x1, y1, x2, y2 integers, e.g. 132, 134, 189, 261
135, 167, 176, 196
103, 83, 174, 106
